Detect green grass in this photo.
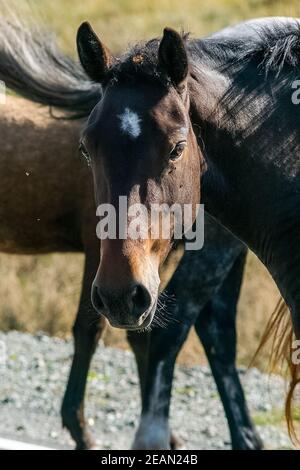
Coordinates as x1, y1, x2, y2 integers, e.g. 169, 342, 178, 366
8, 0, 300, 54
253, 408, 285, 427
174, 385, 197, 396
88, 370, 111, 383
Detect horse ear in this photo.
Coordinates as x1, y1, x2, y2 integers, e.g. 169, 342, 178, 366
77, 22, 114, 83
158, 27, 189, 88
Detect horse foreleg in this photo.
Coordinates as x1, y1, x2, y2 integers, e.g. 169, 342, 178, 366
195, 250, 263, 450
127, 330, 151, 402
61, 254, 106, 450
128, 322, 192, 450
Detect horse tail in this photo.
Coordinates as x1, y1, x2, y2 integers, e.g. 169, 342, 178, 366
252, 298, 300, 443
0, 4, 101, 118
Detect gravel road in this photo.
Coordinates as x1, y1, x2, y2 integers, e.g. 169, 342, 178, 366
0, 331, 294, 450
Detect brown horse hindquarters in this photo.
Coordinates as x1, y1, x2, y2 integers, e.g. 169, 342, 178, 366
0, 95, 94, 255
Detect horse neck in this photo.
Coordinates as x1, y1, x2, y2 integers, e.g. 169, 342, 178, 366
188, 60, 300, 316
188, 64, 248, 228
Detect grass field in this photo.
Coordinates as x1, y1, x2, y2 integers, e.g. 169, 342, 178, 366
26, 0, 300, 55
0, 0, 298, 368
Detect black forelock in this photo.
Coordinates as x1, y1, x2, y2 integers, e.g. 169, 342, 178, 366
103, 34, 189, 88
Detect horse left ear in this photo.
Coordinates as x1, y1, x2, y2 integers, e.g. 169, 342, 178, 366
76, 22, 114, 83
158, 27, 189, 89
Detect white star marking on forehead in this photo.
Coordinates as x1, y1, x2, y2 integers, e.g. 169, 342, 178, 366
118, 107, 141, 139
179, 126, 188, 136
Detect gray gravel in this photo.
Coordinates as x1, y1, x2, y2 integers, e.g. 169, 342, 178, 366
0, 331, 294, 450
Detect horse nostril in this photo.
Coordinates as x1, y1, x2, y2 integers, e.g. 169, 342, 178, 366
130, 284, 152, 318
91, 284, 104, 312
92, 282, 152, 326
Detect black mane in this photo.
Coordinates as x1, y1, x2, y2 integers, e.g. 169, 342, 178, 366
191, 18, 300, 132
195, 18, 300, 76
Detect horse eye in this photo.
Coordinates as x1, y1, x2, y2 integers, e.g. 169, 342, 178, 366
79, 142, 91, 167
170, 141, 187, 160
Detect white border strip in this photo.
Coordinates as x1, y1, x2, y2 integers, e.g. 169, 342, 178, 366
0, 437, 56, 450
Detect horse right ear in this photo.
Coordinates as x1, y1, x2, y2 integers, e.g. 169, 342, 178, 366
158, 27, 188, 89
77, 22, 114, 83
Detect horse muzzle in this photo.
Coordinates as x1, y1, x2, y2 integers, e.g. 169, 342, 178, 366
91, 282, 156, 330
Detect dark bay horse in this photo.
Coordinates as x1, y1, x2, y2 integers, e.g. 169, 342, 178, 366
0, 16, 264, 449
76, 16, 300, 440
